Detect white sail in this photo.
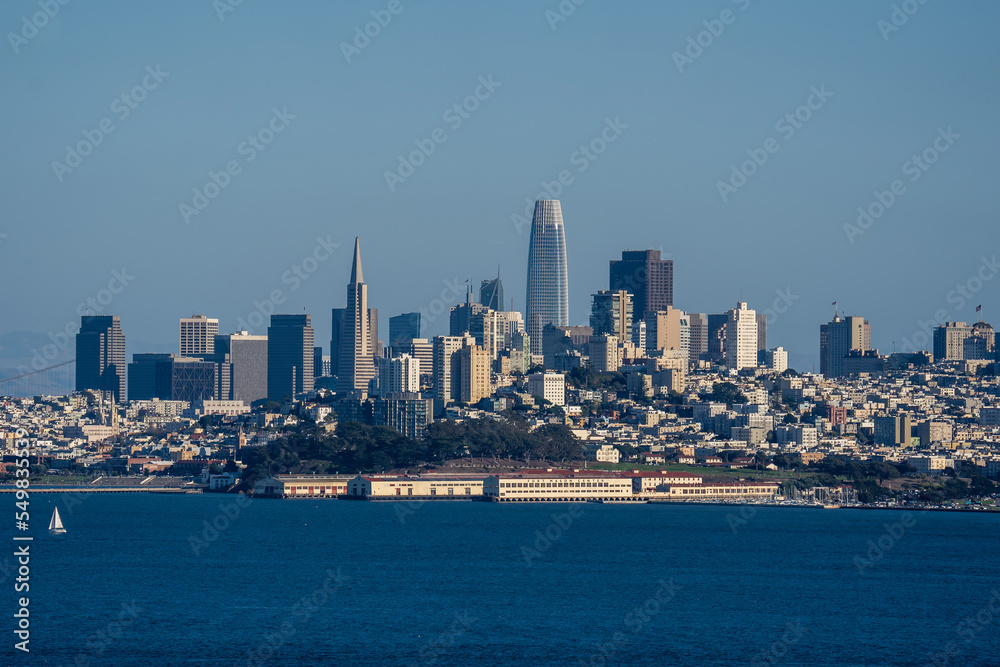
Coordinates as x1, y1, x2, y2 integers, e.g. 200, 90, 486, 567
48, 507, 66, 534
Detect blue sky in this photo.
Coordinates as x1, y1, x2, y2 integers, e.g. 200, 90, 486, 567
1, 0, 998, 381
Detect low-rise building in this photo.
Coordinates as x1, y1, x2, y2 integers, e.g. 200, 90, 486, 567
347, 475, 484, 498
253, 474, 356, 498
484, 470, 634, 502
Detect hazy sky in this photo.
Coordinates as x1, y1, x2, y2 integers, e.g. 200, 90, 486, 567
2, 0, 998, 379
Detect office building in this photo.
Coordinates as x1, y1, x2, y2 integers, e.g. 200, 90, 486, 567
965, 321, 995, 360
433, 334, 475, 413
76, 315, 126, 401
590, 290, 633, 344
337, 238, 378, 393
589, 335, 621, 373
127, 353, 173, 401
724, 302, 758, 370
213, 331, 268, 405
388, 312, 421, 354
169, 357, 217, 402
820, 316, 871, 377
459, 343, 491, 405
373, 393, 434, 439
267, 314, 314, 401
609, 249, 673, 319
874, 414, 913, 447
525, 200, 569, 354
179, 315, 219, 356
687, 313, 708, 364
128, 353, 216, 402
756, 313, 767, 352
480, 269, 505, 311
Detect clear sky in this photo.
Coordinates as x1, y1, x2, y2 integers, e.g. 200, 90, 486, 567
2, 0, 998, 381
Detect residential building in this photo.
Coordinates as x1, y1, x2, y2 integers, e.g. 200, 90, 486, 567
590, 290, 633, 344
378, 354, 420, 395
527, 372, 565, 407
724, 302, 758, 370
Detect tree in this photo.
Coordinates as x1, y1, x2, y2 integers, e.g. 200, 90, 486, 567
208, 462, 224, 475
710, 382, 747, 405
224, 459, 240, 473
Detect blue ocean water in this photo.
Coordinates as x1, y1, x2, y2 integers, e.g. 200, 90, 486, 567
5, 494, 999, 666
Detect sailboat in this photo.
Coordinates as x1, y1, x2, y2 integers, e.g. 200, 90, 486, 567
48, 507, 66, 535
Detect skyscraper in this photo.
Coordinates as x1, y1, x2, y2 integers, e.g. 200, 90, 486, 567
687, 313, 708, 363
179, 315, 219, 356
590, 290, 633, 344
388, 312, 421, 354
525, 200, 569, 355
724, 302, 758, 370
337, 238, 377, 393
76, 315, 125, 401
820, 315, 871, 377
609, 249, 673, 319
214, 331, 268, 405
480, 268, 504, 311
267, 314, 314, 401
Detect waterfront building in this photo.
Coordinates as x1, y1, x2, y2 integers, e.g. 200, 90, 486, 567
483, 470, 634, 502
525, 200, 569, 354
348, 476, 484, 498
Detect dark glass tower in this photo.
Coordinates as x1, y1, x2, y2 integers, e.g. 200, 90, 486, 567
389, 312, 422, 353
267, 314, 314, 401
525, 200, 569, 355
75, 315, 125, 401
480, 268, 504, 311
609, 249, 673, 320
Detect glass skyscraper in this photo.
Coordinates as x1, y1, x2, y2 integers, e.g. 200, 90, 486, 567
525, 200, 568, 355
75, 315, 126, 401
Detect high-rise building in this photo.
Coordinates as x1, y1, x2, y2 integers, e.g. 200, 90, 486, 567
214, 331, 268, 405
609, 249, 673, 319
459, 344, 491, 405
406, 338, 434, 385
756, 313, 767, 352
76, 315, 125, 401
706, 313, 729, 363
932, 321, 972, 361
874, 414, 913, 446
965, 321, 995, 360
480, 269, 505, 311
179, 315, 219, 356
762, 347, 788, 373
590, 290, 633, 344
127, 353, 173, 401
332, 307, 378, 379
589, 335, 621, 373
388, 312, 421, 354
645, 307, 689, 357
724, 302, 758, 370
378, 354, 420, 395
820, 316, 871, 377
433, 334, 475, 413
373, 393, 434, 439
267, 314, 314, 401
313, 346, 326, 378
527, 372, 565, 407
169, 357, 217, 402
337, 238, 377, 393
525, 200, 569, 355
687, 313, 708, 364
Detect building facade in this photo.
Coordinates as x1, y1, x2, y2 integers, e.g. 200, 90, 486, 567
821, 315, 871, 377
179, 315, 219, 356
267, 314, 314, 401
608, 249, 673, 319
525, 199, 569, 355
724, 302, 758, 370
76, 315, 126, 401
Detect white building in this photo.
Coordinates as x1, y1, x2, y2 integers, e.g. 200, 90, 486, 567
379, 353, 420, 395
179, 314, 219, 356
191, 400, 249, 417
589, 335, 622, 373
483, 470, 634, 502
347, 475, 484, 498
527, 372, 566, 407
762, 347, 788, 373
594, 444, 620, 463
907, 456, 955, 475
724, 301, 758, 370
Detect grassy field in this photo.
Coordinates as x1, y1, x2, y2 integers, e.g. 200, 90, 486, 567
588, 462, 814, 481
